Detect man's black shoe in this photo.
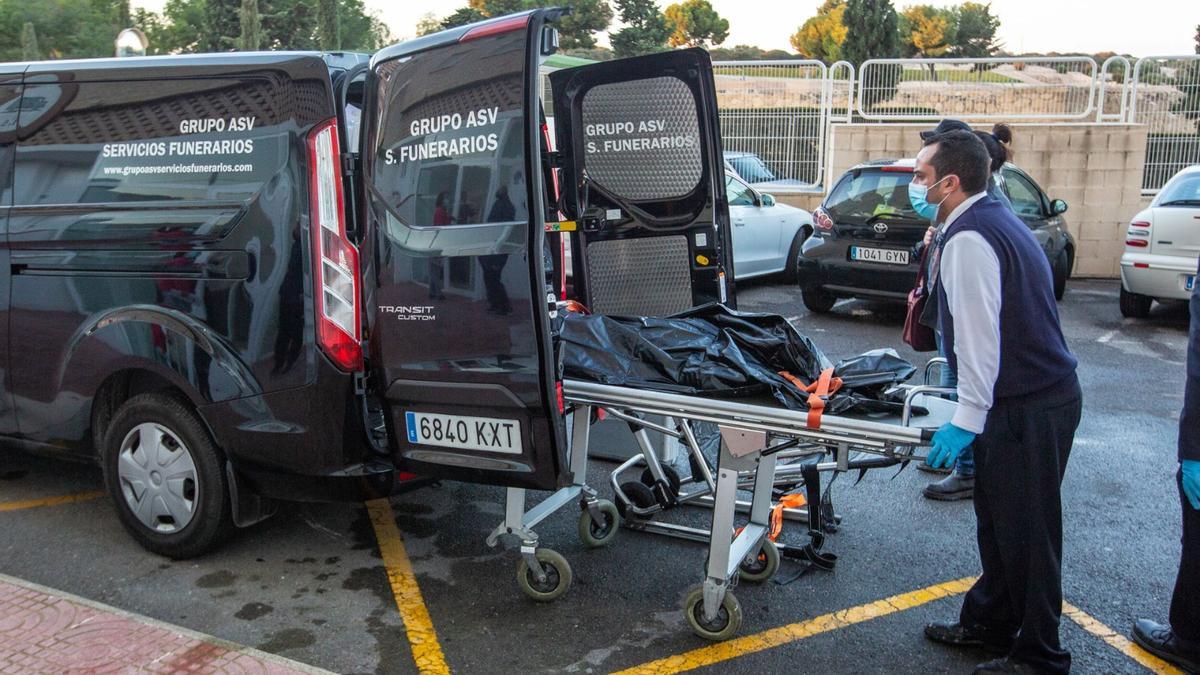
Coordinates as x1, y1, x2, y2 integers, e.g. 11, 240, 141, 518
924, 621, 1012, 654
1132, 619, 1200, 673
973, 656, 1041, 673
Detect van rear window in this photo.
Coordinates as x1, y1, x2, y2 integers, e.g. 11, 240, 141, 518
825, 169, 922, 222
371, 29, 529, 230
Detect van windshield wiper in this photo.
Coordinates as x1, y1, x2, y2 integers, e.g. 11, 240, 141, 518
865, 212, 918, 224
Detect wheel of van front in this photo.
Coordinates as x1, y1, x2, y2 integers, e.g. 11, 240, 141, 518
802, 286, 837, 314
103, 393, 232, 559
1119, 287, 1152, 319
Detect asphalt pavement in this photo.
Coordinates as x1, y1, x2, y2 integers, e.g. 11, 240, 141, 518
0, 278, 1191, 674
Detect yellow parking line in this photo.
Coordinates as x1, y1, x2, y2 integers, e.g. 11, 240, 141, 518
365, 498, 450, 674
614, 576, 977, 675
0, 490, 105, 513
1062, 602, 1184, 675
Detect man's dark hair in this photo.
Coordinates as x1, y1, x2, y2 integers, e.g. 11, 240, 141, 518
922, 129, 990, 194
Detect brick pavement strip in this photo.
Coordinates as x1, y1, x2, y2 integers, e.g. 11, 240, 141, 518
0, 573, 333, 674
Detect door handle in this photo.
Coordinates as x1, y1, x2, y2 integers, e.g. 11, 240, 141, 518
733, 220, 746, 227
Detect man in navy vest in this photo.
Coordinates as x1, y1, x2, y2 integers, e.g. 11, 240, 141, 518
915, 130, 1082, 674
1131, 257, 1200, 672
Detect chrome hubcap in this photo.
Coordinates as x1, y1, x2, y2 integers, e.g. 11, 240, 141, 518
117, 423, 198, 533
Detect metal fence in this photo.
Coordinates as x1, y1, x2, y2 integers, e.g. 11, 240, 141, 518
856, 56, 1099, 121
711, 60, 829, 190
1130, 55, 1200, 193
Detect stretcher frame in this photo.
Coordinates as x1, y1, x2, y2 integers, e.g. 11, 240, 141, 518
487, 365, 954, 639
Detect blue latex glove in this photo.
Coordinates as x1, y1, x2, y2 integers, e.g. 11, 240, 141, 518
927, 423, 976, 470
1183, 460, 1200, 511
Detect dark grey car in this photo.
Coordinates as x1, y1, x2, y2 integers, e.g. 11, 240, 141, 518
797, 159, 1074, 313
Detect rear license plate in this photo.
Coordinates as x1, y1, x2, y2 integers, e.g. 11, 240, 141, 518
850, 246, 910, 265
404, 412, 522, 454
1188, 275, 1195, 292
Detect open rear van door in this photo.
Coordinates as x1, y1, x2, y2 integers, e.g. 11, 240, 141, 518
549, 48, 734, 315
361, 10, 568, 490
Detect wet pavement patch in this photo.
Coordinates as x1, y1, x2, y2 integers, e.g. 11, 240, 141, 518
234, 602, 274, 620
257, 628, 316, 653
195, 570, 236, 588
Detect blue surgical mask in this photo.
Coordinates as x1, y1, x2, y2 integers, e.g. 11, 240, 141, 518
908, 176, 948, 222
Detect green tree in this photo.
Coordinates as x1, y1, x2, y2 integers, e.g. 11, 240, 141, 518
20, 22, 38, 60
609, 0, 669, 57
261, 0, 316, 50
441, 7, 487, 29
709, 44, 793, 61
790, 0, 845, 64
840, 0, 899, 65
556, 0, 613, 49
664, 0, 728, 48
416, 12, 442, 36
1194, 23, 1199, 54
841, 0, 899, 110
239, 0, 261, 50
203, 0, 241, 50
316, 0, 338, 49
899, 5, 953, 59
337, 0, 388, 50
949, 1, 1000, 57
0, 0, 117, 60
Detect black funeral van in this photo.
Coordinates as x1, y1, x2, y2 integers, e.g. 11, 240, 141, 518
0, 7, 732, 558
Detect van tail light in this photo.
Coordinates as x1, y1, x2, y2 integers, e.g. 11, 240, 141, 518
308, 118, 363, 372
814, 208, 835, 231
1125, 239, 1149, 248
555, 381, 565, 415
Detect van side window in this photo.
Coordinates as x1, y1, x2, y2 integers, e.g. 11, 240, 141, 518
371, 30, 529, 229
0, 79, 19, 206
13, 78, 285, 207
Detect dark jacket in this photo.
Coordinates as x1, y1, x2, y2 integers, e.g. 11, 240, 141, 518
1182, 258, 1200, 462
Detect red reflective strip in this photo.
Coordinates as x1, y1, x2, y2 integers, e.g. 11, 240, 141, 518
1133, 262, 1150, 268
1125, 239, 1149, 248
460, 14, 530, 42
556, 381, 565, 414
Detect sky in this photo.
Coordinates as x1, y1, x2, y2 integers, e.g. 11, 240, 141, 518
130, 0, 1198, 57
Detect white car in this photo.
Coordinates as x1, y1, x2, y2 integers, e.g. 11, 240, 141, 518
1120, 165, 1200, 318
563, 172, 813, 283
725, 172, 814, 280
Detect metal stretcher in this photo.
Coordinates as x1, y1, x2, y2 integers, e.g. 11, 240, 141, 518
486, 363, 956, 641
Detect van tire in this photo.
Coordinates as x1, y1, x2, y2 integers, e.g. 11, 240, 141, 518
102, 393, 231, 559
802, 286, 838, 314
1118, 287, 1152, 319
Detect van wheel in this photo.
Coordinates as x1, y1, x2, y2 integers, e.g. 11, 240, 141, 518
1119, 287, 1152, 319
1052, 250, 1069, 301
802, 286, 837, 314
784, 227, 811, 283
103, 393, 231, 559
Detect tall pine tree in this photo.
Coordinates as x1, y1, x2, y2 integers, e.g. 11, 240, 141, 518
609, 0, 669, 58
204, 0, 242, 51
20, 22, 38, 60
316, 0, 339, 50
239, 0, 260, 50
841, 0, 900, 111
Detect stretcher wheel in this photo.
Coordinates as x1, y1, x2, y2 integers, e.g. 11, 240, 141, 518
684, 586, 742, 641
578, 499, 620, 548
517, 548, 572, 602
738, 539, 780, 583
617, 481, 657, 520
640, 466, 681, 498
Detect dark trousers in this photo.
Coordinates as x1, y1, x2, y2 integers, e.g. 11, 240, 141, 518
960, 374, 1082, 674
1172, 468, 1200, 644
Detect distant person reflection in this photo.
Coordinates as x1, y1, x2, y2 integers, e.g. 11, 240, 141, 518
272, 227, 304, 374
429, 191, 451, 300
480, 185, 515, 316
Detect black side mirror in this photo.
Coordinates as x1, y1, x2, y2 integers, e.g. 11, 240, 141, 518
1051, 199, 1068, 215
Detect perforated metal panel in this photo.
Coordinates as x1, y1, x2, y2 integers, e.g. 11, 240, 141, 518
586, 236, 693, 316
581, 76, 702, 201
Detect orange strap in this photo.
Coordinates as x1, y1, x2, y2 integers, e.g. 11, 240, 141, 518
778, 368, 843, 429
767, 493, 808, 541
